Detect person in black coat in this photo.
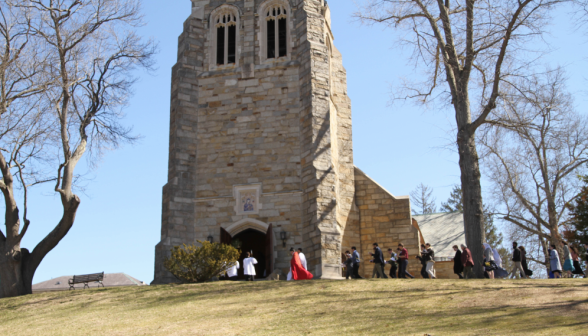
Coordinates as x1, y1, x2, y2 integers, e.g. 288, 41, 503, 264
369, 243, 387, 278
416, 244, 429, 279
519, 246, 532, 278
452, 245, 464, 279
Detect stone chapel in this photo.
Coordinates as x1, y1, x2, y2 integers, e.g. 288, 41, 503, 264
152, 0, 423, 284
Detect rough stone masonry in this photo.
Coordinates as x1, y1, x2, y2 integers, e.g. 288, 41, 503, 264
153, 0, 422, 284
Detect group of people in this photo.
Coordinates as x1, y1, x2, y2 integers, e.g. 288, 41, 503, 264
225, 251, 258, 281
343, 243, 418, 279
548, 242, 587, 278
452, 243, 507, 279
224, 248, 314, 281
287, 248, 313, 280
228, 241, 588, 281
451, 241, 588, 280
457, 242, 536, 279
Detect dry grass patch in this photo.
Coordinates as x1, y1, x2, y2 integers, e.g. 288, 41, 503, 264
1, 279, 587, 335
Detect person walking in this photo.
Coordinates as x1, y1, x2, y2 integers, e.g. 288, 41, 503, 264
570, 245, 585, 278
226, 260, 240, 281
344, 251, 355, 279
562, 241, 575, 278
387, 248, 398, 278
297, 248, 308, 270
424, 243, 436, 279
370, 243, 387, 278
549, 244, 562, 279
416, 244, 429, 279
584, 243, 588, 278
509, 242, 528, 279
584, 243, 588, 259
351, 246, 362, 279
461, 244, 475, 279
452, 245, 464, 279
398, 243, 415, 279
243, 251, 258, 281
519, 246, 532, 278
492, 247, 509, 279
289, 248, 313, 280
493, 248, 503, 268
483, 243, 495, 279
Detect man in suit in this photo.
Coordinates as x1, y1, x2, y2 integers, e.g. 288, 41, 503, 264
351, 246, 362, 279
370, 243, 386, 278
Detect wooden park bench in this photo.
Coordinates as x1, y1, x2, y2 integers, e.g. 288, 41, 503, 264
68, 272, 105, 290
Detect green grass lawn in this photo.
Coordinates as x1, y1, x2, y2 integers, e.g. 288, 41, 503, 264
1, 279, 587, 335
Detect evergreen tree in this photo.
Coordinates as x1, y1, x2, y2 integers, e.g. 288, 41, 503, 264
483, 210, 503, 248
440, 185, 463, 213
566, 175, 588, 246
441, 185, 503, 247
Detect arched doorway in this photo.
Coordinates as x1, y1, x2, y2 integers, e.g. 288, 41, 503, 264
233, 229, 267, 279
220, 219, 274, 280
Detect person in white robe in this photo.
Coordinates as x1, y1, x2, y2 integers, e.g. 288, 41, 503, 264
226, 260, 239, 280
287, 248, 307, 281
243, 252, 258, 281
492, 248, 503, 268
298, 248, 307, 270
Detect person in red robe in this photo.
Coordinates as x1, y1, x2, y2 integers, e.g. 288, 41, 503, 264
290, 248, 313, 280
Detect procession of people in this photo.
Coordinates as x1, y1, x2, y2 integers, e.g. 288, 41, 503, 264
227, 240, 586, 281
339, 240, 587, 281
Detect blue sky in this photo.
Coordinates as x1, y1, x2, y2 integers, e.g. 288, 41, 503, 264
17, 1, 588, 284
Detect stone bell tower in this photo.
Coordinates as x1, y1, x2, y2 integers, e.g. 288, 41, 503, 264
153, 0, 357, 284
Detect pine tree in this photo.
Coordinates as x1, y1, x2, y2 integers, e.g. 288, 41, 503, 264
566, 175, 588, 246
440, 185, 463, 213
441, 185, 503, 247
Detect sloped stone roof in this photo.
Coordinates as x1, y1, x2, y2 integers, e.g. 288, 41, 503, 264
413, 212, 466, 259
32, 273, 147, 292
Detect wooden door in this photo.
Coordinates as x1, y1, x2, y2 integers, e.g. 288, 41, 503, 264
265, 224, 274, 275
221, 227, 232, 245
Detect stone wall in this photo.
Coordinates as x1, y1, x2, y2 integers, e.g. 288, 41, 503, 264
353, 167, 421, 278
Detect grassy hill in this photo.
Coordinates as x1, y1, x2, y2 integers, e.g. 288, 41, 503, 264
1, 279, 587, 335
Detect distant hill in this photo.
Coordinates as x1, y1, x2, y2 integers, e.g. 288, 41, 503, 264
32, 273, 147, 292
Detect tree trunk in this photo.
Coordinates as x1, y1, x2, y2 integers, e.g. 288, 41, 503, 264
457, 127, 486, 278
0, 246, 31, 298
0, 196, 80, 298
539, 235, 551, 277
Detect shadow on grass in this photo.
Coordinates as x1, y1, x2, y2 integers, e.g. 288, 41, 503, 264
2, 279, 587, 335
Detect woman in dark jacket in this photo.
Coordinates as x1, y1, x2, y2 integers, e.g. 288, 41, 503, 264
452, 245, 464, 279
416, 244, 429, 278
519, 246, 532, 278
570, 245, 585, 278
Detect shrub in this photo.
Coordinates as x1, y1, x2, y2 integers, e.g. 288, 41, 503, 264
164, 241, 240, 283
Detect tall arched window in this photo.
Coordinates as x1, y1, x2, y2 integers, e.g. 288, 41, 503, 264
211, 6, 240, 67
259, 1, 290, 62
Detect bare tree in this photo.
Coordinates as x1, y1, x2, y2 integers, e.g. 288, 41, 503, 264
355, 0, 572, 277
410, 183, 437, 214
0, 1, 54, 299
0, 0, 156, 298
479, 68, 588, 275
